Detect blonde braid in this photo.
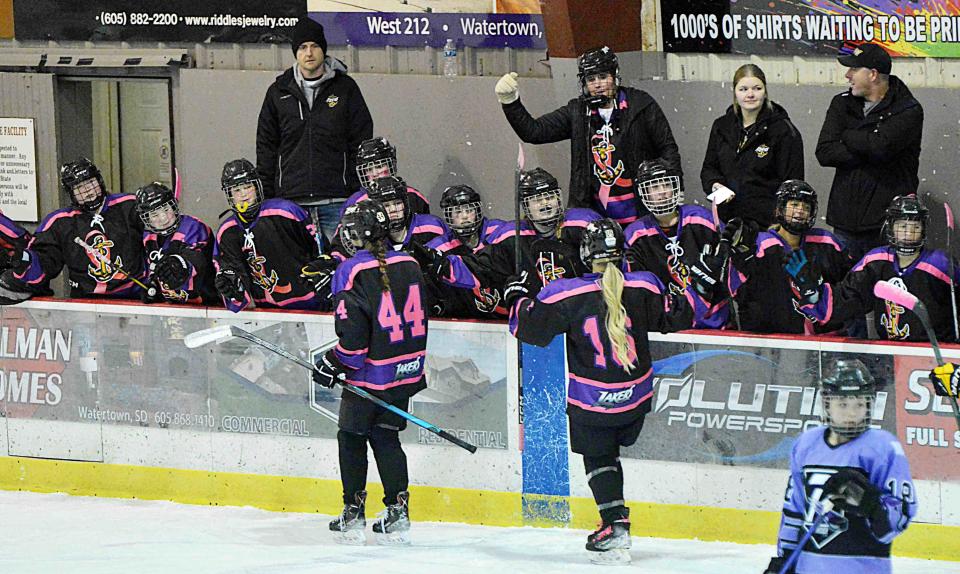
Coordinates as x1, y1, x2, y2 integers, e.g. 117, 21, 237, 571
368, 239, 391, 293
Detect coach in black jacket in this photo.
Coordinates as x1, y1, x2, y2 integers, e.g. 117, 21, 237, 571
256, 17, 373, 242
816, 43, 923, 260
495, 47, 680, 226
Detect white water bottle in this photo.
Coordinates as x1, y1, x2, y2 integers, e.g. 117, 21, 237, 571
442, 38, 458, 77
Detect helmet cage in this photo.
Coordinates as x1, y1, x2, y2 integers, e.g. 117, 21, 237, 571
223, 179, 264, 220
821, 391, 876, 438
638, 175, 682, 217
883, 214, 927, 256
443, 201, 483, 237
521, 189, 564, 229
357, 157, 397, 188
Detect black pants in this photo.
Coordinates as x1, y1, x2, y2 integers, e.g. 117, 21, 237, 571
337, 391, 410, 506
570, 415, 646, 524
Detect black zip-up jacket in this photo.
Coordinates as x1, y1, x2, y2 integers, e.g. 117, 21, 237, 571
700, 102, 804, 227
256, 60, 373, 202
501, 87, 681, 210
816, 75, 923, 233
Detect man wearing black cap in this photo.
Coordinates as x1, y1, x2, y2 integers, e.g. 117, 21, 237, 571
815, 42, 923, 264
256, 16, 374, 245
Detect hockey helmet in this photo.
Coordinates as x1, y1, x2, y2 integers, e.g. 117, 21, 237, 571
340, 199, 389, 251
820, 359, 878, 438
636, 160, 682, 217
519, 168, 564, 230
135, 182, 181, 235
356, 137, 398, 188
60, 157, 106, 212
440, 185, 483, 238
580, 218, 624, 267
577, 46, 620, 108
368, 176, 411, 233
775, 180, 818, 234
221, 159, 263, 222
882, 195, 928, 256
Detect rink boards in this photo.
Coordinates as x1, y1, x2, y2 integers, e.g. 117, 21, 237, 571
0, 299, 958, 561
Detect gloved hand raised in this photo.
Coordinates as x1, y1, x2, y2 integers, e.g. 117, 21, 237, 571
495, 72, 520, 104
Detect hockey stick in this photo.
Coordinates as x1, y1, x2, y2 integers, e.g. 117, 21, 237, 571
514, 142, 525, 275
944, 203, 959, 341
185, 325, 479, 453
874, 280, 960, 432
778, 500, 834, 574
73, 237, 157, 297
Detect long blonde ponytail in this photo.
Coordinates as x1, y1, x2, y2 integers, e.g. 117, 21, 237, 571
598, 260, 636, 373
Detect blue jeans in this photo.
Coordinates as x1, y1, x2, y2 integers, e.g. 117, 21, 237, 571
832, 228, 883, 339
304, 201, 346, 252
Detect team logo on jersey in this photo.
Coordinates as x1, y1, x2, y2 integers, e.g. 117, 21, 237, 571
591, 127, 626, 186
396, 357, 422, 378
664, 241, 691, 292
879, 277, 911, 339
797, 466, 849, 549
596, 385, 635, 408
326, 95, 339, 108
472, 286, 502, 314
536, 251, 567, 284
83, 232, 121, 283
755, 144, 770, 158
241, 230, 292, 296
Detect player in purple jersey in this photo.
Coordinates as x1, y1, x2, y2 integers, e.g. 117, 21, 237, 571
765, 359, 916, 574
0, 210, 36, 304
345, 137, 430, 215
313, 200, 427, 546
135, 182, 217, 305
623, 160, 727, 328
795, 195, 960, 342
506, 218, 694, 564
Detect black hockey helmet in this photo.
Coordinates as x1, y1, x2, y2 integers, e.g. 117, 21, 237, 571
368, 176, 411, 232
340, 199, 389, 251
635, 159, 682, 217
519, 167, 564, 230
356, 137, 398, 188
820, 359, 879, 438
135, 182, 181, 235
577, 46, 620, 108
580, 218, 624, 266
775, 179, 818, 234
440, 184, 483, 238
221, 158, 263, 222
60, 157, 106, 212
882, 195, 928, 256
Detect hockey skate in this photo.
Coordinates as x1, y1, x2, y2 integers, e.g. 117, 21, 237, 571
585, 509, 631, 565
372, 491, 410, 546
329, 491, 367, 545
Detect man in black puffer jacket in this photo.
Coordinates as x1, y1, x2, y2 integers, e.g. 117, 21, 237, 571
256, 17, 373, 245
495, 46, 681, 227
816, 42, 923, 263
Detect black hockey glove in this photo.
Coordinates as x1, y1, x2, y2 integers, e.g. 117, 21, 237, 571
215, 269, 245, 302
313, 349, 347, 389
410, 241, 446, 280
155, 254, 190, 288
721, 218, 759, 261
930, 363, 960, 398
784, 250, 822, 306
688, 243, 727, 304
503, 271, 533, 308
822, 468, 883, 519
0, 236, 29, 274
300, 255, 338, 297
763, 556, 792, 574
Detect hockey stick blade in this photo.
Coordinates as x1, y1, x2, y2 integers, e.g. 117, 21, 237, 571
183, 325, 234, 349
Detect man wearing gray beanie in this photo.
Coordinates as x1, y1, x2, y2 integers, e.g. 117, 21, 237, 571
256, 16, 373, 245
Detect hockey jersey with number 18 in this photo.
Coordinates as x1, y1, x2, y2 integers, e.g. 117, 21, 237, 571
776, 426, 916, 574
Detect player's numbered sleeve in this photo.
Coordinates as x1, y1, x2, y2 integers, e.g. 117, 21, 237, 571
331, 288, 371, 370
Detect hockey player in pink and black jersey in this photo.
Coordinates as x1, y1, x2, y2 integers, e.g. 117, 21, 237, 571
623, 160, 727, 328
135, 182, 217, 305
0, 210, 30, 273
1, 158, 145, 301
764, 360, 915, 574
213, 159, 328, 312
795, 195, 960, 342
506, 218, 694, 564
313, 200, 427, 546
339, 137, 431, 217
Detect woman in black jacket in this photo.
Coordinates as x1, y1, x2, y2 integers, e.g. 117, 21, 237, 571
700, 64, 804, 228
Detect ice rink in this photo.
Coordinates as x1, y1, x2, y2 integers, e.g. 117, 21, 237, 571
2, 491, 957, 574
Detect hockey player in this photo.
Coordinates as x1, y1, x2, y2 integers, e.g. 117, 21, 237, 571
313, 199, 427, 546
795, 195, 959, 342
214, 158, 327, 312
506, 218, 694, 564
135, 182, 217, 305
0, 211, 35, 304
429, 167, 601, 299
347, 137, 430, 215
722, 180, 853, 334
765, 359, 915, 574
1, 158, 145, 300
419, 184, 508, 318
623, 160, 727, 328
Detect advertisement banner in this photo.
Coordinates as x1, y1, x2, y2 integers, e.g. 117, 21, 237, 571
308, 0, 546, 49
895, 355, 960, 480
657, 0, 960, 57
12, 1, 303, 43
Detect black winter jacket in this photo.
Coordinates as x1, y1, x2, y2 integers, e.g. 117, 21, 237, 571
700, 102, 804, 227
815, 75, 923, 233
501, 87, 681, 210
256, 60, 373, 202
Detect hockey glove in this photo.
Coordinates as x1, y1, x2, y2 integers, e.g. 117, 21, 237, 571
503, 271, 533, 308
215, 269, 245, 302
0, 270, 32, 305
410, 241, 447, 280
155, 254, 190, 288
721, 217, 759, 261
784, 250, 822, 306
822, 468, 883, 519
930, 363, 960, 398
0, 236, 29, 274
300, 255, 338, 297
313, 349, 347, 389
495, 72, 520, 104
763, 556, 792, 574
689, 243, 727, 304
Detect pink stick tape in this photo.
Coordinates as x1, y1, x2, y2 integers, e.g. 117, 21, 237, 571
874, 280, 918, 311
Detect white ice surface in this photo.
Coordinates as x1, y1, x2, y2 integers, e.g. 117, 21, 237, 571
1, 490, 957, 574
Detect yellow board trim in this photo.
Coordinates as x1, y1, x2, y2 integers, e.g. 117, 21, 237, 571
1, 456, 956, 562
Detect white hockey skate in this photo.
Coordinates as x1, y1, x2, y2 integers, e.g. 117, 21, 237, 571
586, 510, 631, 565
372, 491, 411, 546
330, 491, 367, 545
